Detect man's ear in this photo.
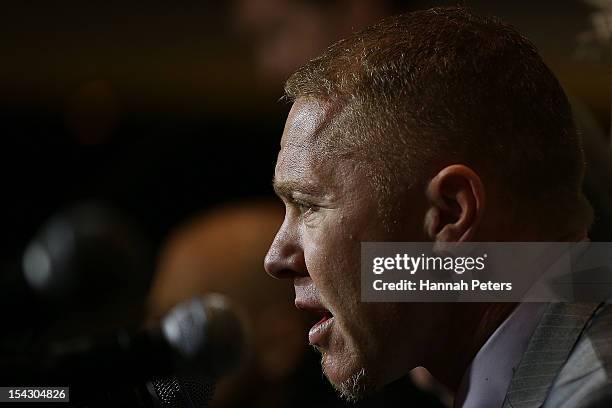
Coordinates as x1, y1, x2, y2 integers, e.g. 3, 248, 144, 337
424, 164, 485, 242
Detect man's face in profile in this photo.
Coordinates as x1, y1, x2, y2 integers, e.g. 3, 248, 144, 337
265, 97, 436, 397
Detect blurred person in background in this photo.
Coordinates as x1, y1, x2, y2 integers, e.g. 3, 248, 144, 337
233, 0, 400, 83
574, 0, 612, 240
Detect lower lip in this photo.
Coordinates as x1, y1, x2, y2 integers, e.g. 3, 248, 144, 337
308, 314, 334, 345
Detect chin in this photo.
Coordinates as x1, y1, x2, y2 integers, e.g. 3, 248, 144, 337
320, 347, 373, 402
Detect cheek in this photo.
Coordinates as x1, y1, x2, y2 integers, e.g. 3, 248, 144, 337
302, 216, 363, 309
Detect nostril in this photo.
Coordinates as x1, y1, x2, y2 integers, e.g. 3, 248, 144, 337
272, 268, 299, 280
264, 225, 306, 279
264, 253, 297, 280
264, 251, 286, 279
264, 260, 275, 279
264, 247, 306, 280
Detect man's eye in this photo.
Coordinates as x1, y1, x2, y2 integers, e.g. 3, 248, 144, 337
293, 199, 318, 216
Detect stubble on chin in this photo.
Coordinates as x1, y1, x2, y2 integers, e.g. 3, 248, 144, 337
313, 346, 370, 402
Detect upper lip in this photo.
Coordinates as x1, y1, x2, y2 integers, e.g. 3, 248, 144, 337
294, 279, 333, 320
295, 299, 333, 318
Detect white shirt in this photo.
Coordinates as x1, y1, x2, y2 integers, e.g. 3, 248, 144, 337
455, 302, 548, 408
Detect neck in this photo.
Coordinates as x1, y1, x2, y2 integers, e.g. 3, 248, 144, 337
426, 302, 517, 393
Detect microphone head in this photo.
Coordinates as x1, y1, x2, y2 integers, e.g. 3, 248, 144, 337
148, 374, 214, 408
161, 293, 249, 378
22, 202, 151, 306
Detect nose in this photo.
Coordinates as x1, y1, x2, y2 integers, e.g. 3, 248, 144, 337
264, 219, 307, 280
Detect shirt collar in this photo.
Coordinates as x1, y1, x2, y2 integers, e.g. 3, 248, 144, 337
455, 302, 548, 408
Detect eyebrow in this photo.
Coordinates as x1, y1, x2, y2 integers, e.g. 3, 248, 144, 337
272, 178, 324, 199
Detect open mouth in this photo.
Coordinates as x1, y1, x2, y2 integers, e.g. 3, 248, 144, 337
308, 309, 334, 346
295, 299, 336, 346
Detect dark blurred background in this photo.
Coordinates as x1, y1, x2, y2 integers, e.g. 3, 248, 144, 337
0, 0, 609, 261
0, 1, 609, 406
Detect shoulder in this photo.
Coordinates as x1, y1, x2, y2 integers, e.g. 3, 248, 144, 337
544, 303, 612, 408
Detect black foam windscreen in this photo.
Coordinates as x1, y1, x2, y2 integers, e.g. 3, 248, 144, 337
148, 375, 215, 408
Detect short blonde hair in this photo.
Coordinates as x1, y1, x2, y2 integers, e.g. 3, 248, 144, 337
285, 7, 593, 235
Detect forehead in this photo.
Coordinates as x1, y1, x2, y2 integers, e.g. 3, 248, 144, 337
275, 98, 339, 181
280, 97, 335, 149
274, 97, 376, 206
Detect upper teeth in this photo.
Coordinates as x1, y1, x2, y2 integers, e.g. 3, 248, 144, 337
310, 316, 334, 336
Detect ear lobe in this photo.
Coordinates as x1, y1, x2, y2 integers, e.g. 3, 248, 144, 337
424, 165, 485, 242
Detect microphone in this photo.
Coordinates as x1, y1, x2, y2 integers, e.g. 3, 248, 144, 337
1, 202, 151, 331
2, 294, 248, 407
146, 374, 216, 408
22, 202, 151, 306
49, 294, 247, 382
